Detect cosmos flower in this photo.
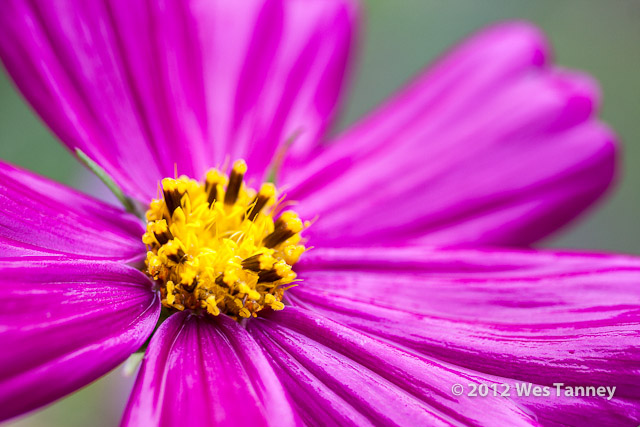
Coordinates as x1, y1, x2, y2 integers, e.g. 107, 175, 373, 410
0, 0, 638, 425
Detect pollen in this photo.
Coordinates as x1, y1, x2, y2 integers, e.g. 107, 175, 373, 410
143, 160, 307, 320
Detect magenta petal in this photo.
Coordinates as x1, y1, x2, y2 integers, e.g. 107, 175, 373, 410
0, 259, 160, 422
0, 0, 356, 201
203, 0, 358, 181
291, 246, 640, 424
248, 307, 537, 426
282, 22, 615, 247
0, 162, 144, 260
122, 312, 298, 427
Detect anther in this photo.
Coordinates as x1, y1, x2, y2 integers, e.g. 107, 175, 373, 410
180, 269, 198, 292
162, 240, 187, 263
242, 253, 275, 272
263, 211, 303, 248
215, 273, 229, 288
257, 269, 282, 283
161, 178, 183, 215
258, 261, 294, 283
242, 254, 263, 272
150, 220, 173, 245
205, 169, 225, 206
245, 183, 276, 221
224, 160, 247, 206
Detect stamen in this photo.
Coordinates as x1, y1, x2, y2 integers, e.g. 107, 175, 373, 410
242, 253, 275, 272
143, 160, 306, 320
161, 178, 182, 215
205, 169, 225, 206
263, 211, 304, 248
151, 220, 173, 245
245, 183, 276, 221
224, 160, 247, 206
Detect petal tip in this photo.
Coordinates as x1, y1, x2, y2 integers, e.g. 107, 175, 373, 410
480, 20, 550, 68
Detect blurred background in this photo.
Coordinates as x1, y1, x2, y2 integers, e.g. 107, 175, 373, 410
2, 0, 639, 425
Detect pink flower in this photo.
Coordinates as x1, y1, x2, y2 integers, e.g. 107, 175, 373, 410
1, 1, 638, 425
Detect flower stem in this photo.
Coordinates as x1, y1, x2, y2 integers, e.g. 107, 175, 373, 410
75, 148, 141, 216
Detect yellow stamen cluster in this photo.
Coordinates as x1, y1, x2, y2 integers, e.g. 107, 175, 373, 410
143, 160, 306, 320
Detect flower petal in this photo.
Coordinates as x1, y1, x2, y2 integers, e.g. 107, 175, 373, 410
290, 246, 640, 424
0, 161, 144, 260
248, 307, 537, 426
0, 0, 356, 202
0, 259, 159, 422
282, 22, 615, 247
122, 312, 298, 427
201, 0, 358, 180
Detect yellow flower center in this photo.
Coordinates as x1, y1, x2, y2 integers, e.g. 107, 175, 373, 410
143, 160, 306, 320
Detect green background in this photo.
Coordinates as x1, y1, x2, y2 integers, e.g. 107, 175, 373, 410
3, 1, 639, 425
